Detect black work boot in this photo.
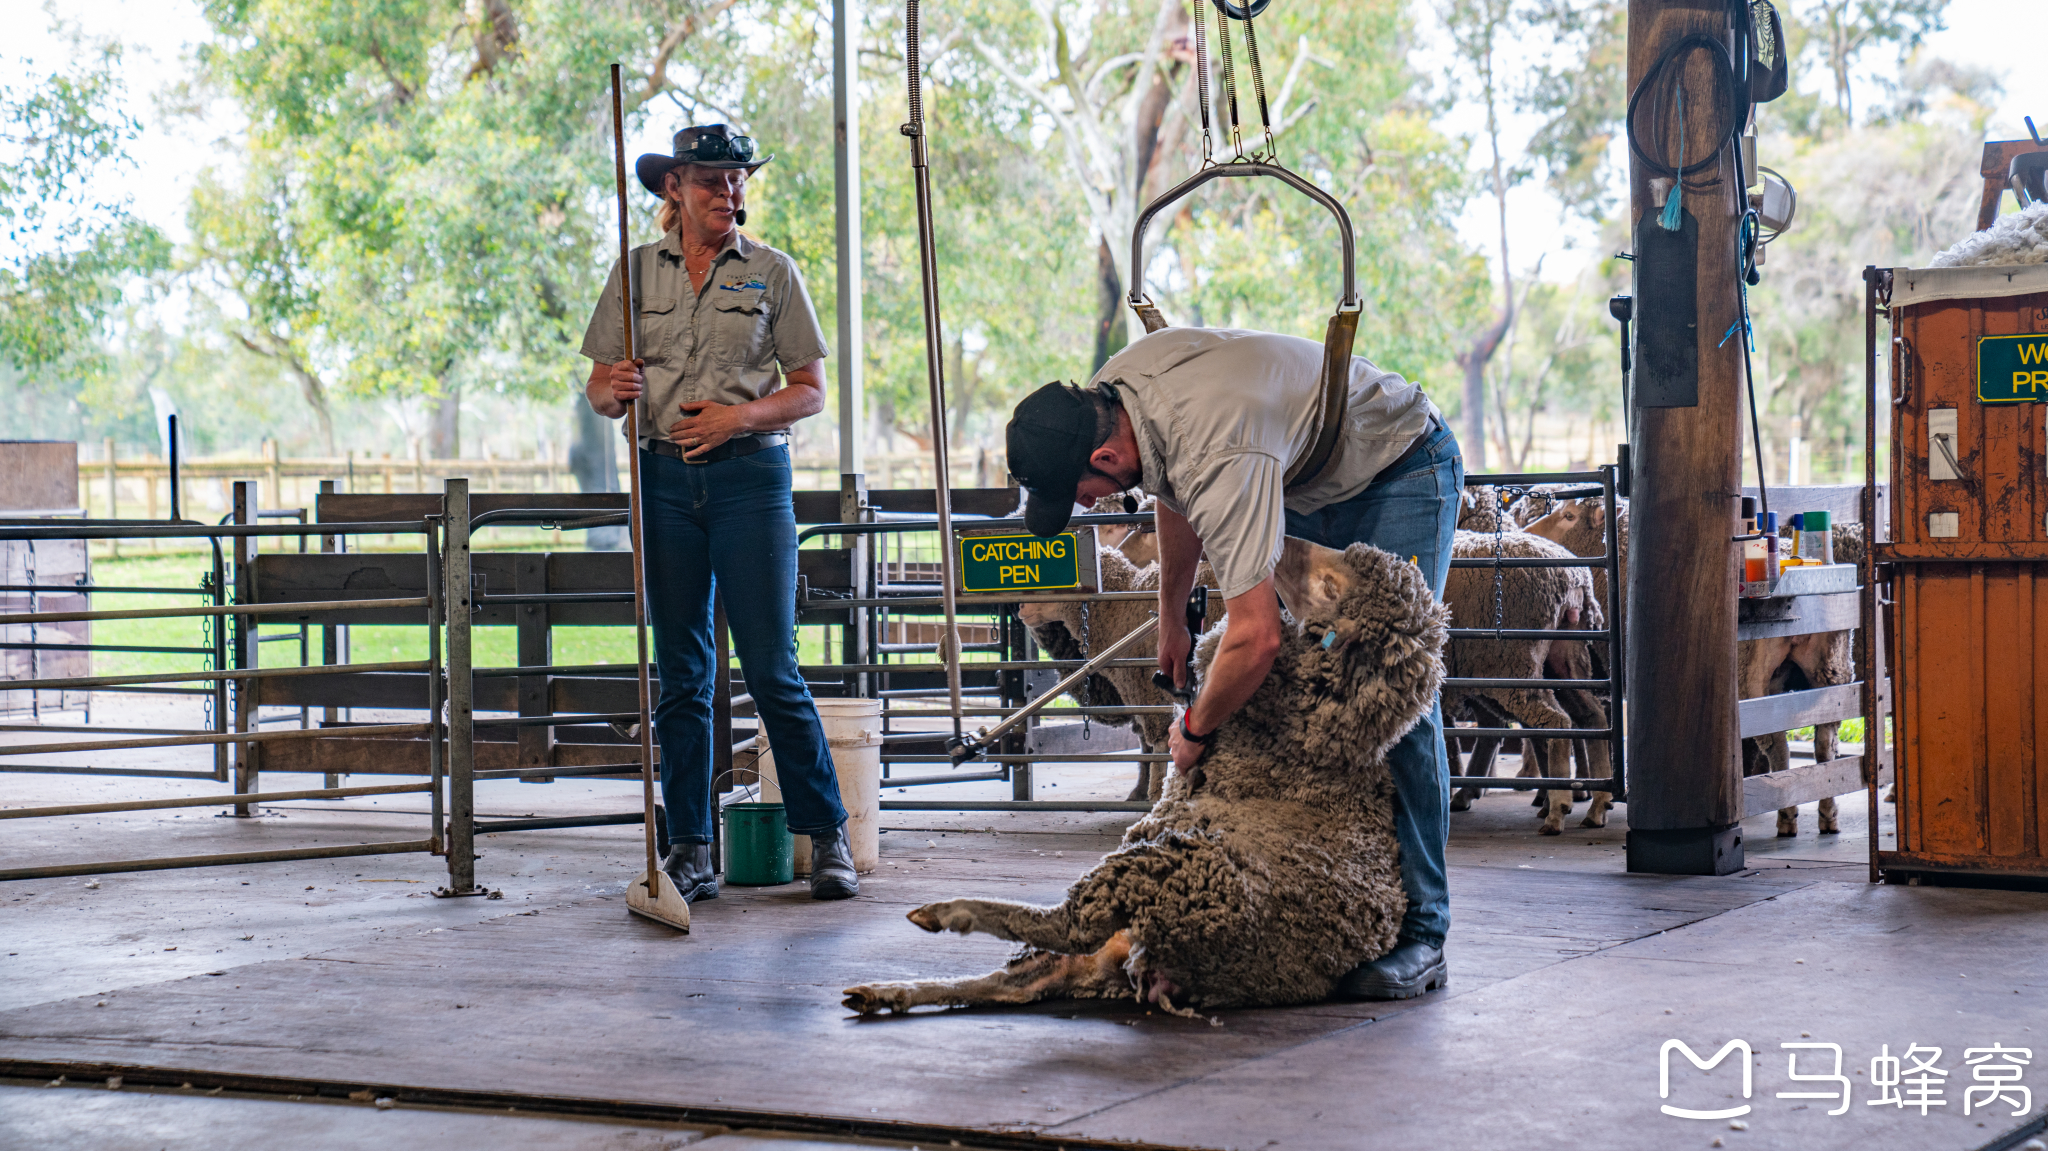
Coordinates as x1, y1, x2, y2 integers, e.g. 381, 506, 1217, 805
660, 842, 719, 903
808, 822, 859, 901
1332, 940, 1448, 1001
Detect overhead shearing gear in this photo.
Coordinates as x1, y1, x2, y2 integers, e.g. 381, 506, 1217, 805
1129, 0, 1360, 495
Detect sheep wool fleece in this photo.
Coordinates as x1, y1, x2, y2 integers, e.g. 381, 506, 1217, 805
843, 542, 1449, 1013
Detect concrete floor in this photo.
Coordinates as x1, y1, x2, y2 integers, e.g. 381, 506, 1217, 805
4, 698, 2045, 1151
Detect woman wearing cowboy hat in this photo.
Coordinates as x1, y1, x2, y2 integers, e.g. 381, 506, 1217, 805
581, 123, 856, 903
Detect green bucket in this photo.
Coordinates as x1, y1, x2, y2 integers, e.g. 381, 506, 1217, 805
722, 802, 794, 885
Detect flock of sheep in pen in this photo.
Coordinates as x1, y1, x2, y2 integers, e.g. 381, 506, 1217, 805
1020, 489, 1864, 838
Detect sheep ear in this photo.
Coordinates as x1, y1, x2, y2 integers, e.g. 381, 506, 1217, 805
1323, 617, 1363, 653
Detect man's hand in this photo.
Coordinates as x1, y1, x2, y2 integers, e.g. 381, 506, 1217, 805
670, 400, 753, 460
1167, 711, 1206, 776
608, 358, 646, 406
1157, 616, 1192, 690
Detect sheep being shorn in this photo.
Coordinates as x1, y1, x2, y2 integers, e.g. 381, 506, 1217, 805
843, 538, 1448, 1015
1441, 529, 1612, 833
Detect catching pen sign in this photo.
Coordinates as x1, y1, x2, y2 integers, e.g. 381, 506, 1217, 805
1977, 333, 2048, 404
959, 532, 1081, 593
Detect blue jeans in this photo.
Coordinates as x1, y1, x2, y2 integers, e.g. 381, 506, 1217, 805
640, 445, 848, 844
1285, 423, 1463, 949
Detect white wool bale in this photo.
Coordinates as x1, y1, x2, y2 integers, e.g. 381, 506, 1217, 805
1931, 201, 2048, 268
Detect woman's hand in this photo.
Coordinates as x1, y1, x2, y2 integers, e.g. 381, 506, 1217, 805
671, 400, 754, 460
608, 359, 646, 406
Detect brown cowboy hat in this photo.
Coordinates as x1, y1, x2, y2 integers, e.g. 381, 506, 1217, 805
636, 124, 772, 194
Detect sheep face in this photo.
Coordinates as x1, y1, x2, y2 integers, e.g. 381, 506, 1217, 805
1524, 498, 1604, 549
1273, 535, 1354, 622
1228, 538, 1449, 775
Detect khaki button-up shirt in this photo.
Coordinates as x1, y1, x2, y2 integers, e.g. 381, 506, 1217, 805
581, 229, 830, 447
1095, 328, 1442, 601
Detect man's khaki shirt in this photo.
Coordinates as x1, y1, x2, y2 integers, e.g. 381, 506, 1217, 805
581, 229, 830, 447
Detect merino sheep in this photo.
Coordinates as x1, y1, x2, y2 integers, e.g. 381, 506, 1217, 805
842, 537, 1448, 1015
1441, 529, 1613, 833
1740, 521, 1868, 836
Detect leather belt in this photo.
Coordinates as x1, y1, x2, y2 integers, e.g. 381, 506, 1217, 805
644, 433, 787, 465
1368, 418, 1443, 487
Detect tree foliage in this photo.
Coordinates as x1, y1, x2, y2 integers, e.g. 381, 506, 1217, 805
0, 32, 170, 376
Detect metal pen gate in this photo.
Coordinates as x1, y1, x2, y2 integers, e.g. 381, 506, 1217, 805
0, 482, 449, 882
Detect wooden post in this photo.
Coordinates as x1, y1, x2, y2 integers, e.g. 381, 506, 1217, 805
264, 439, 282, 512
1622, 0, 1748, 875
514, 552, 554, 782
231, 481, 259, 815
102, 438, 118, 559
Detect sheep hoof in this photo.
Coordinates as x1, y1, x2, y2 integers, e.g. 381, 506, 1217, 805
1579, 811, 1607, 829
1449, 791, 1472, 812
910, 900, 979, 935
1572, 789, 1589, 803
1538, 821, 1563, 836
842, 984, 910, 1015
1818, 823, 1840, 835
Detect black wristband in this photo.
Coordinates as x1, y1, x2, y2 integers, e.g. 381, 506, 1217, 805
1179, 717, 1216, 745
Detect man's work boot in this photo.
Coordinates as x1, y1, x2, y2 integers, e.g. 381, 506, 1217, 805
1332, 940, 1448, 1001
660, 843, 719, 903
809, 822, 860, 901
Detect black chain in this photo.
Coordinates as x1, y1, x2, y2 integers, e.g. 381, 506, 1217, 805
1486, 485, 1531, 635
1079, 598, 1091, 741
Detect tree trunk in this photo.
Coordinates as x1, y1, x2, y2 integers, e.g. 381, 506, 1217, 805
430, 387, 461, 458
1093, 238, 1129, 373
568, 393, 626, 550
1457, 308, 1513, 471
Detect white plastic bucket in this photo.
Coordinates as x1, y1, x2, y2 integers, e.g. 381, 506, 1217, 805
755, 697, 881, 875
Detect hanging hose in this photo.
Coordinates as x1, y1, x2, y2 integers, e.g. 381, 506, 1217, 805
902, 0, 966, 739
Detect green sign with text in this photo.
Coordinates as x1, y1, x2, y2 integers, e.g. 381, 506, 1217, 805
958, 532, 1080, 593
1978, 333, 2048, 404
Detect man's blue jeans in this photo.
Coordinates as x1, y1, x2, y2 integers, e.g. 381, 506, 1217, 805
1284, 423, 1463, 949
640, 445, 848, 845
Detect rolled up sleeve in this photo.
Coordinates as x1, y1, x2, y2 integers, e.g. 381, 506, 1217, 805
770, 257, 830, 372
1181, 451, 1286, 601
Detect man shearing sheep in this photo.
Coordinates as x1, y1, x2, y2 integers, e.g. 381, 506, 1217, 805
1004, 327, 1462, 1000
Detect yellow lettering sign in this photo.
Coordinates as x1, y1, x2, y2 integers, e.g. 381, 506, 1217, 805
2021, 342, 2048, 365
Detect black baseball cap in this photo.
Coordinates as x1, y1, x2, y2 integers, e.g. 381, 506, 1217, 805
1007, 382, 1110, 538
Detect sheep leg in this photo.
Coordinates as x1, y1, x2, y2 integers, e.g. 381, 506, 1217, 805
1494, 689, 1576, 835
1791, 630, 1853, 836
1556, 687, 1613, 828
843, 931, 1136, 1015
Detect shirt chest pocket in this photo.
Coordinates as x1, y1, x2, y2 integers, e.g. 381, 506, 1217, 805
708, 288, 772, 368
637, 295, 678, 357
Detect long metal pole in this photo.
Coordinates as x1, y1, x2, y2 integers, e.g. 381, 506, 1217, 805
612, 64, 662, 895
902, 0, 965, 737
834, 0, 865, 480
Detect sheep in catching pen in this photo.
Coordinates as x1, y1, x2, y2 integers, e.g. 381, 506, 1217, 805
1016, 542, 1220, 802
1441, 528, 1612, 834
842, 537, 1448, 1015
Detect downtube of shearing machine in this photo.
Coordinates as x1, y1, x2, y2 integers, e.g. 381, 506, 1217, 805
611, 63, 661, 893
903, 0, 965, 738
